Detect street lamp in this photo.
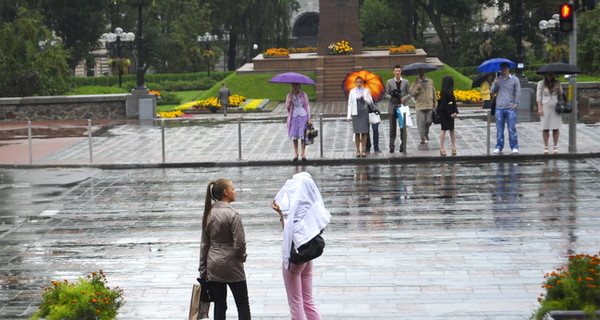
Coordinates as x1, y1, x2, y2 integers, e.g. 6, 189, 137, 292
101, 27, 135, 88
539, 14, 561, 45
197, 32, 220, 77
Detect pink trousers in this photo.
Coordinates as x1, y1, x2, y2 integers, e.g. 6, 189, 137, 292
282, 261, 322, 320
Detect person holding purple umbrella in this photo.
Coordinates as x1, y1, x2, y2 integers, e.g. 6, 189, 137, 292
286, 83, 312, 161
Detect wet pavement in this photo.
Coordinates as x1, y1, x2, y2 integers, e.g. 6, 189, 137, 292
1, 102, 600, 319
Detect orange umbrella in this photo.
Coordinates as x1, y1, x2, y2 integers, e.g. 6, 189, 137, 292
341, 70, 385, 102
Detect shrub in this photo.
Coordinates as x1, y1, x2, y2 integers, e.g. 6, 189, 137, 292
30, 270, 124, 320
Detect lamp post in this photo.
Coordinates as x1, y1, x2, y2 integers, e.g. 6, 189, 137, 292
539, 14, 561, 45
101, 27, 135, 88
198, 32, 219, 77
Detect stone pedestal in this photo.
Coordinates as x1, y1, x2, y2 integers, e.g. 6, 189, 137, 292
317, 0, 362, 56
126, 87, 156, 120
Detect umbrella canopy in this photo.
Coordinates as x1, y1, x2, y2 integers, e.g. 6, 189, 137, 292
269, 72, 316, 85
471, 72, 495, 88
402, 62, 438, 76
477, 58, 516, 72
536, 63, 581, 75
341, 70, 385, 102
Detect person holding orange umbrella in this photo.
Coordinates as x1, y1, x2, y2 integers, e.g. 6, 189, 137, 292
346, 77, 373, 157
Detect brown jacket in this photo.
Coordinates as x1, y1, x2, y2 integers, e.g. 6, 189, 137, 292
199, 201, 247, 282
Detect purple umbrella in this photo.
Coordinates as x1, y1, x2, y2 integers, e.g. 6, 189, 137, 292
269, 72, 316, 85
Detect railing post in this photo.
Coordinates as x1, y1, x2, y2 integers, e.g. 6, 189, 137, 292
88, 119, 93, 163
403, 113, 407, 156
161, 118, 165, 163
319, 113, 323, 158
487, 109, 491, 155
27, 120, 32, 164
238, 116, 242, 160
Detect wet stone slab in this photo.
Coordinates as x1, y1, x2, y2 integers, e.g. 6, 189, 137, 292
0, 160, 600, 319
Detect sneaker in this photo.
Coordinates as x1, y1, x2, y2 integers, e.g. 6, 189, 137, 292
493, 148, 501, 154
511, 149, 519, 154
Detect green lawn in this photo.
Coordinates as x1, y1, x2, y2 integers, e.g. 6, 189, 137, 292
157, 90, 203, 112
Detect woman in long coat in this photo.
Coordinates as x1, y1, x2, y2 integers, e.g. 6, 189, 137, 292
200, 178, 251, 320
536, 72, 563, 154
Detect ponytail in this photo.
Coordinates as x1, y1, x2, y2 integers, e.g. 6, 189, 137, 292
202, 179, 231, 230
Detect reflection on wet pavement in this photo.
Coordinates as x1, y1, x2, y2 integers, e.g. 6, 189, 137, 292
1, 160, 600, 319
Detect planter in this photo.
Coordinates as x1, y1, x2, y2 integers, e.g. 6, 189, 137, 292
263, 55, 290, 59
550, 311, 600, 320
389, 51, 416, 55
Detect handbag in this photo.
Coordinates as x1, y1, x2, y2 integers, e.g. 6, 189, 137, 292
398, 104, 413, 127
432, 107, 441, 125
369, 112, 381, 124
303, 123, 318, 145
188, 282, 211, 320
555, 93, 572, 113
290, 231, 325, 265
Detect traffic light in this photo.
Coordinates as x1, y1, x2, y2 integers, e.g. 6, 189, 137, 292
559, 3, 574, 32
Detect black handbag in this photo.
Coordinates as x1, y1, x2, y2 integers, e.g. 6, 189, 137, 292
555, 93, 572, 114
290, 231, 325, 265
432, 107, 441, 124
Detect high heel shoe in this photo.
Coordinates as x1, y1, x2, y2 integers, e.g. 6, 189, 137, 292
544, 145, 549, 154
440, 149, 447, 156
553, 146, 559, 154
451, 148, 457, 156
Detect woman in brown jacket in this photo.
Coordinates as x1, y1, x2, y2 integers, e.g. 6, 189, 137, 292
199, 179, 251, 320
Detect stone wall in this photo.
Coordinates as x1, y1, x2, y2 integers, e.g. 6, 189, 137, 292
0, 94, 129, 122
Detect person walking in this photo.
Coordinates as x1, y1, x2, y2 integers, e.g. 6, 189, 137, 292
271, 172, 331, 320
385, 64, 410, 152
536, 72, 563, 154
286, 83, 312, 161
491, 62, 521, 154
438, 75, 459, 156
218, 83, 232, 116
347, 77, 373, 157
199, 179, 251, 320
410, 69, 437, 144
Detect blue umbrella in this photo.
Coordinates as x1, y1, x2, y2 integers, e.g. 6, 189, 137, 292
477, 58, 516, 72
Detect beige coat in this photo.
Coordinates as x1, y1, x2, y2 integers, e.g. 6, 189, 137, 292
199, 201, 247, 282
409, 77, 437, 110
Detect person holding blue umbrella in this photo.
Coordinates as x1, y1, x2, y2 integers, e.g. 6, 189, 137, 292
490, 61, 521, 154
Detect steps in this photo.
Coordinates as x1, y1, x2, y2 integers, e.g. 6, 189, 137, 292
317, 55, 363, 101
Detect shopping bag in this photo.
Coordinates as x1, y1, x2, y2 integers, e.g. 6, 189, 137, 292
399, 104, 413, 127
188, 283, 210, 320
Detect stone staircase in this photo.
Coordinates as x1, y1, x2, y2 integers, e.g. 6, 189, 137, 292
316, 55, 363, 101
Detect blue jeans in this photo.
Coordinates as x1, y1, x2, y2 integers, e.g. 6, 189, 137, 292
495, 108, 519, 150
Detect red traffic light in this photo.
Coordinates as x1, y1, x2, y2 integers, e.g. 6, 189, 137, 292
560, 4, 573, 18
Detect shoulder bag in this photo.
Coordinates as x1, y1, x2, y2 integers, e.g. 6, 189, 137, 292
555, 93, 572, 114
290, 231, 325, 265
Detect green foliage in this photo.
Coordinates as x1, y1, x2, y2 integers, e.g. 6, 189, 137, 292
30, 270, 124, 320
532, 252, 600, 320
0, 9, 70, 97
578, 9, 600, 75
66, 86, 128, 95
156, 91, 181, 105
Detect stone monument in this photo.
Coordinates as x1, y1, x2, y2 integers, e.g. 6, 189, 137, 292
317, 0, 362, 55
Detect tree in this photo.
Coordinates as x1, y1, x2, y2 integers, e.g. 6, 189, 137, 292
0, 9, 69, 97
40, 0, 109, 73
578, 8, 600, 74
360, 0, 415, 47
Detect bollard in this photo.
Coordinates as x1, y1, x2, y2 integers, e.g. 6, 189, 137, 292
27, 120, 32, 164
161, 119, 165, 163
486, 109, 491, 155
238, 117, 242, 160
88, 119, 93, 163
403, 114, 407, 156
319, 113, 323, 158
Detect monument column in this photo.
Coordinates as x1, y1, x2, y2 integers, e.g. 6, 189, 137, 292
317, 0, 363, 55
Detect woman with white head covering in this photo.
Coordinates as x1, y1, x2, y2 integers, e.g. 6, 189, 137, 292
271, 172, 331, 320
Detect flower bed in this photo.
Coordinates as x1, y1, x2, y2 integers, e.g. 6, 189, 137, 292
328, 40, 353, 55
264, 48, 290, 58
389, 45, 416, 54
435, 90, 482, 104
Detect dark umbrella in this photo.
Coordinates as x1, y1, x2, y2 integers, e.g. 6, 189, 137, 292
269, 72, 316, 85
402, 62, 438, 76
536, 63, 581, 75
477, 58, 516, 72
471, 72, 494, 88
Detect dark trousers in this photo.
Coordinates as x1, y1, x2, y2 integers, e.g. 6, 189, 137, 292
389, 105, 404, 151
365, 123, 380, 151
211, 280, 251, 320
